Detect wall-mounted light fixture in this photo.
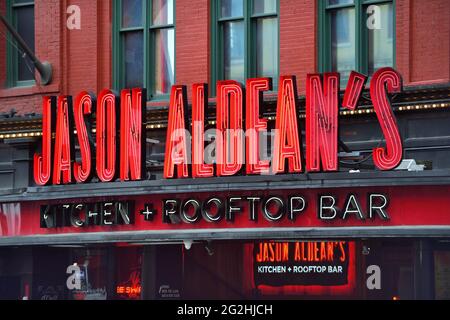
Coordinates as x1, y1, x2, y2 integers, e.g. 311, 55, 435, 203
0, 15, 52, 85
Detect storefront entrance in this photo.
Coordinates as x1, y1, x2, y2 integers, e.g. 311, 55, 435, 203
0, 238, 447, 300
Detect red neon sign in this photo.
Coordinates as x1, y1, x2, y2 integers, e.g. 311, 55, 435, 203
116, 286, 142, 296
255, 241, 347, 263
120, 88, 146, 181
306, 73, 340, 172
73, 92, 94, 183
246, 78, 271, 175
34, 68, 404, 185
53, 96, 74, 185
216, 81, 245, 176
164, 86, 190, 179
192, 83, 214, 178
96, 90, 119, 182
272, 76, 303, 174
116, 270, 142, 300
342, 71, 368, 111
34, 96, 55, 186
370, 68, 403, 170
250, 241, 356, 296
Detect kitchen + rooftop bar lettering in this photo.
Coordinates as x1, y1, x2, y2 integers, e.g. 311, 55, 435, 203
161, 193, 389, 224
33, 68, 403, 185
40, 201, 134, 229
254, 241, 352, 286
38, 192, 389, 230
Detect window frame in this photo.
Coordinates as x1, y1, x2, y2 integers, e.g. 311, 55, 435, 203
318, 0, 396, 78
6, 0, 36, 88
210, 0, 280, 96
112, 0, 176, 101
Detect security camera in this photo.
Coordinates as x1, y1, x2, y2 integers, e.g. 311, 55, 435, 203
205, 241, 214, 256
183, 240, 193, 250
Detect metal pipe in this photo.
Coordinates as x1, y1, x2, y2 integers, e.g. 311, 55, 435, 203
0, 15, 52, 85
339, 138, 352, 153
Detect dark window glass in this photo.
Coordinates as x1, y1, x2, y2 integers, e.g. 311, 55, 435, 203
220, 0, 243, 18
152, 0, 174, 26
215, 0, 279, 87
122, 0, 143, 28
256, 17, 278, 79
253, 0, 277, 15
330, 8, 355, 83
328, 0, 353, 5
16, 6, 35, 81
117, 0, 175, 98
151, 0, 175, 95
115, 247, 143, 300
223, 21, 245, 83
323, 0, 394, 84
153, 28, 175, 95
367, 3, 394, 75
124, 31, 144, 88
70, 248, 108, 300
10, 1, 35, 83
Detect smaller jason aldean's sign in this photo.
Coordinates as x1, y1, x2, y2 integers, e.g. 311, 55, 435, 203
254, 241, 351, 287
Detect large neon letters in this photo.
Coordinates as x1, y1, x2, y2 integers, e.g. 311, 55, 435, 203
306, 73, 339, 172
164, 86, 190, 179
34, 68, 404, 185
73, 92, 95, 183
34, 96, 56, 186
272, 76, 303, 174
370, 67, 403, 170
120, 88, 146, 181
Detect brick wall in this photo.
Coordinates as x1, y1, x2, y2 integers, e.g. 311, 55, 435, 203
0, 0, 448, 114
280, 0, 317, 95
65, 0, 112, 95
409, 0, 449, 84
175, 0, 209, 101
0, 0, 111, 115
0, 0, 63, 115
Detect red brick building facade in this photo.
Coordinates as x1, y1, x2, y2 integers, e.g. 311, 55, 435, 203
0, 0, 448, 113
0, 0, 449, 300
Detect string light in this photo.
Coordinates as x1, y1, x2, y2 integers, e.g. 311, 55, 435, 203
0, 103, 449, 139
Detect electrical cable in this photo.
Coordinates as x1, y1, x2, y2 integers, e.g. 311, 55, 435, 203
0, 25, 37, 82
